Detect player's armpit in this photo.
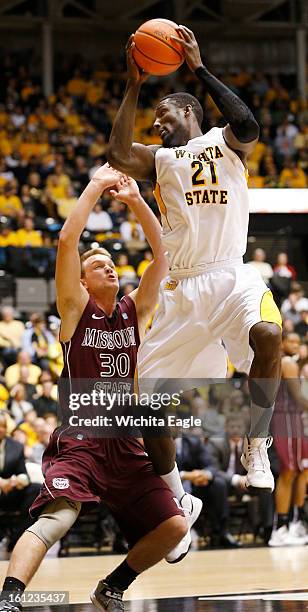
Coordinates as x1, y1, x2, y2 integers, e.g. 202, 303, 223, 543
57, 295, 89, 343
107, 143, 159, 182
223, 124, 258, 155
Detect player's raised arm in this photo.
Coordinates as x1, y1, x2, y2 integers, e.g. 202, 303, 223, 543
56, 164, 121, 341
110, 177, 168, 333
107, 36, 158, 182
172, 26, 259, 157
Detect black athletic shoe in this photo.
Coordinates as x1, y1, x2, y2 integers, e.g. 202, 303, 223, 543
90, 581, 124, 611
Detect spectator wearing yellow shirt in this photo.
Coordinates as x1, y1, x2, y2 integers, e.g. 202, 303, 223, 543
0, 183, 23, 217
15, 217, 43, 247
45, 175, 67, 201
0, 224, 18, 247
0, 384, 9, 410
18, 409, 40, 447
280, 162, 308, 188
89, 133, 106, 158
0, 306, 25, 353
47, 163, 70, 191
115, 253, 137, 286
137, 250, 153, 277
56, 185, 78, 219
66, 70, 87, 97
247, 163, 265, 188
86, 79, 104, 106
5, 351, 42, 389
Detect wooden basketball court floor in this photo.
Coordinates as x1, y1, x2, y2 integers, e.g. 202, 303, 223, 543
1, 547, 308, 611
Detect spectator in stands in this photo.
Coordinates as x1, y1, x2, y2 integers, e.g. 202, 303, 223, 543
29, 314, 52, 369
11, 428, 32, 460
86, 201, 113, 233
15, 217, 43, 247
46, 322, 63, 378
281, 283, 307, 325
247, 163, 264, 188
36, 369, 58, 400
108, 198, 126, 230
43, 412, 58, 431
274, 115, 298, 161
0, 413, 40, 549
280, 160, 307, 188
0, 307, 25, 366
176, 433, 240, 548
120, 282, 138, 297
0, 182, 22, 217
294, 305, 308, 339
208, 414, 274, 544
33, 380, 58, 418
120, 210, 145, 242
4, 350, 41, 389
248, 248, 273, 285
18, 408, 39, 448
282, 318, 295, 334
55, 185, 78, 220
115, 253, 137, 285
137, 250, 153, 278
273, 252, 296, 279
125, 227, 148, 256
30, 419, 53, 465
89, 134, 106, 159
9, 383, 34, 424
0, 222, 17, 248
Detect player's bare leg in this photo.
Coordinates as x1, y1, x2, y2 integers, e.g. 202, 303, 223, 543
91, 515, 188, 611
3, 532, 47, 589
241, 321, 282, 492
0, 499, 80, 611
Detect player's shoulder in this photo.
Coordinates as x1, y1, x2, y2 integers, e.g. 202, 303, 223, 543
118, 294, 137, 318
196, 126, 225, 145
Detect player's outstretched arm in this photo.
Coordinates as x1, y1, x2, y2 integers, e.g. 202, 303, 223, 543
107, 36, 158, 182
172, 26, 259, 156
110, 176, 168, 335
56, 164, 122, 341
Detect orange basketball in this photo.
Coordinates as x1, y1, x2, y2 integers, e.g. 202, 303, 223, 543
133, 18, 184, 76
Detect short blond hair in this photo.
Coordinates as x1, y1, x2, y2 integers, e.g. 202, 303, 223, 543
80, 247, 112, 277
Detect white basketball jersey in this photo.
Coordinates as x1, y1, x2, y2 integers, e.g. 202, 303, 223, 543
154, 127, 249, 271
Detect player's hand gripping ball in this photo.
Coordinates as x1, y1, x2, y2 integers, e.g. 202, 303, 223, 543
132, 18, 184, 76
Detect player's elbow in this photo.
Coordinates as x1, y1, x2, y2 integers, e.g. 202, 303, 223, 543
231, 113, 260, 144
239, 117, 260, 144
247, 117, 260, 142
58, 228, 75, 248
106, 144, 129, 173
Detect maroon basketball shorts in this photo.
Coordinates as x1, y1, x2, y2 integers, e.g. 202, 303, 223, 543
30, 426, 184, 545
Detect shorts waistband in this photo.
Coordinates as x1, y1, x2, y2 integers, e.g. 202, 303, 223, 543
169, 258, 243, 279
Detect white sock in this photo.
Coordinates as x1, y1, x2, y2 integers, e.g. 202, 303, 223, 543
160, 463, 186, 501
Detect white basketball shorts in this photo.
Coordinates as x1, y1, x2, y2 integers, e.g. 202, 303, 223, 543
137, 262, 282, 394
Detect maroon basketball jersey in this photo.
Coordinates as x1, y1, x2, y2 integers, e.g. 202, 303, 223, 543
59, 295, 140, 423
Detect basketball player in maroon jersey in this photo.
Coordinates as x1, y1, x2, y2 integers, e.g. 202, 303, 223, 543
0, 165, 192, 612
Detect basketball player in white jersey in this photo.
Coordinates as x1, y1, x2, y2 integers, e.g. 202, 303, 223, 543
107, 26, 282, 493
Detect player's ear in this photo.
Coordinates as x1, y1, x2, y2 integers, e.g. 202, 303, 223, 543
184, 104, 193, 118
80, 278, 88, 289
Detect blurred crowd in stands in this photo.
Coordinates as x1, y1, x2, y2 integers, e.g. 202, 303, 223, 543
0, 51, 307, 277
0, 51, 307, 554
